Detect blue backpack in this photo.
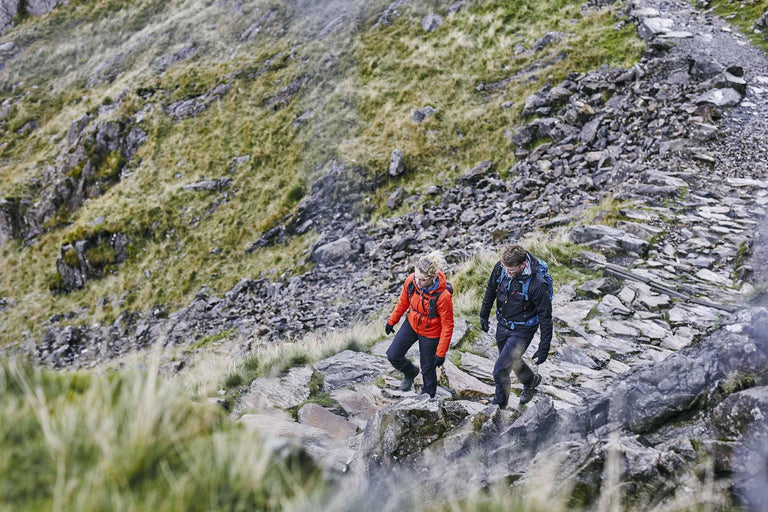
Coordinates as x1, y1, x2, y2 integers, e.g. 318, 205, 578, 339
496, 259, 554, 302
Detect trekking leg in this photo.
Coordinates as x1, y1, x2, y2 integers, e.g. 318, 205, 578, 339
492, 326, 515, 408
417, 336, 439, 398
386, 320, 419, 389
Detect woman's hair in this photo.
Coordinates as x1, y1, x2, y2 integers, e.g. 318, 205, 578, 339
414, 250, 445, 279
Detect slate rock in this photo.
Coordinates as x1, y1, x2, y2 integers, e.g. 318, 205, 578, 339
314, 350, 392, 391
389, 149, 406, 176
421, 13, 443, 32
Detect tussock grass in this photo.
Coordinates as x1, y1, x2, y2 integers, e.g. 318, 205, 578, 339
0, 357, 326, 511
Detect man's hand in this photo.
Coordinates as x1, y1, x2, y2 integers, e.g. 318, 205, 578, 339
435, 355, 445, 367
533, 350, 548, 365
479, 317, 490, 333
385, 323, 395, 335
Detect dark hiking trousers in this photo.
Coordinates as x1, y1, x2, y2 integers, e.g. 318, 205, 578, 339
386, 318, 439, 398
493, 323, 538, 408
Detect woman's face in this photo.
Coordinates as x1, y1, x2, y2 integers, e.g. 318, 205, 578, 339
414, 270, 434, 288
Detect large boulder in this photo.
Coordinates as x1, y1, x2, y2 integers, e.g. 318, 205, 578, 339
609, 314, 768, 433
358, 395, 458, 471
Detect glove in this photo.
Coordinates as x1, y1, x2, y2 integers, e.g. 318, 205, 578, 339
479, 317, 490, 333
435, 355, 445, 367
385, 323, 395, 335
533, 350, 548, 365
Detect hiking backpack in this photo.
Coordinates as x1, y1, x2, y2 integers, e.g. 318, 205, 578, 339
496, 259, 554, 302
407, 279, 453, 319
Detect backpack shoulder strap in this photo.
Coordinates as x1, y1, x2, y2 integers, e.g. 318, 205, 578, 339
407, 280, 415, 299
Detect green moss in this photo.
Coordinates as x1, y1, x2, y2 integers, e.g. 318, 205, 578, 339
191, 328, 237, 350
62, 246, 80, 267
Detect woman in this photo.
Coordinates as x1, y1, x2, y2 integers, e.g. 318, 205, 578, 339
385, 251, 454, 398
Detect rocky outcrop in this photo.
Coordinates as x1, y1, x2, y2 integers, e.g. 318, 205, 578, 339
165, 83, 232, 121
1, 113, 147, 248
54, 232, 130, 293
1, 0, 66, 35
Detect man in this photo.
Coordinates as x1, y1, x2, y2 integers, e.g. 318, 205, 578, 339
385, 251, 454, 398
479, 244, 553, 407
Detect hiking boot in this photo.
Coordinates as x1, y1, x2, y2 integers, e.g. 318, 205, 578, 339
399, 374, 416, 391
519, 374, 542, 405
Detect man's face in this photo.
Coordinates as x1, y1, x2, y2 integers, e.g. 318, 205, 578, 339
502, 261, 526, 278
414, 270, 434, 288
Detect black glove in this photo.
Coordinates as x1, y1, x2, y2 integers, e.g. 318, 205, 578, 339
385, 323, 395, 335
533, 350, 548, 365
435, 355, 445, 367
479, 317, 490, 333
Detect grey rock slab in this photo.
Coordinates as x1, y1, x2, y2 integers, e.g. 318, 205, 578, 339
450, 319, 470, 348
237, 366, 312, 413
606, 359, 632, 375
657, 31, 693, 39
602, 319, 641, 338
638, 17, 674, 40
695, 268, 731, 286
597, 295, 632, 316
554, 300, 598, 333
667, 304, 721, 329
589, 334, 641, 357
315, 350, 393, 391
331, 386, 383, 428
618, 287, 636, 306
694, 88, 742, 107
540, 385, 584, 407
297, 403, 358, 439
239, 414, 352, 472
358, 395, 457, 471
458, 351, 495, 382
442, 360, 495, 398
311, 237, 353, 264
609, 320, 768, 434
557, 344, 599, 369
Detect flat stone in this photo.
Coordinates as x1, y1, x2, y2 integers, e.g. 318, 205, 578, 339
315, 350, 394, 391
602, 319, 641, 338
695, 268, 731, 286
442, 360, 495, 398
597, 294, 632, 316
331, 385, 387, 428
694, 88, 742, 107
298, 403, 358, 439
555, 300, 598, 332
458, 351, 495, 382
237, 366, 312, 412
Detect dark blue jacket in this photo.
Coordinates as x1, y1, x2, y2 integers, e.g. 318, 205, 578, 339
479, 253, 553, 352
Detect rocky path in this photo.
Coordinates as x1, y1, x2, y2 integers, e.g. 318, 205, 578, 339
200, 0, 768, 509
24, 0, 768, 508
34, 0, 768, 373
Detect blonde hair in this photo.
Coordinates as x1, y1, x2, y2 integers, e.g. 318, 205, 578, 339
414, 250, 445, 279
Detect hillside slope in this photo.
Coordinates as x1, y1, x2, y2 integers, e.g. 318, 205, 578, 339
0, 0, 644, 350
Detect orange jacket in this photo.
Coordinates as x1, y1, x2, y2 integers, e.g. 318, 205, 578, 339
388, 271, 454, 357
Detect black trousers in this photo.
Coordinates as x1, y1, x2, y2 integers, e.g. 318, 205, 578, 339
386, 318, 439, 398
492, 323, 537, 408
